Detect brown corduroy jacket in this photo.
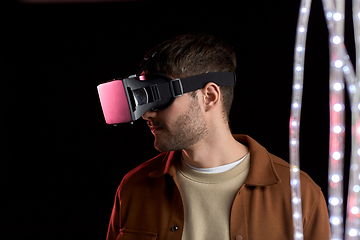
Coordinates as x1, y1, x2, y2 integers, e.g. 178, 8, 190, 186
106, 135, 330, 240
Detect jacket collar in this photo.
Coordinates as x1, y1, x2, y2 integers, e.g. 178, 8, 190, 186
148, 151, 180, 178
149, 134, 281, 186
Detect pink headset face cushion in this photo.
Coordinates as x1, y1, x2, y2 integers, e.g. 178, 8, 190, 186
97, 80, 132, 124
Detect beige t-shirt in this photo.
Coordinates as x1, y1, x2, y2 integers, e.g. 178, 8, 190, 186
176, 153, 251, 240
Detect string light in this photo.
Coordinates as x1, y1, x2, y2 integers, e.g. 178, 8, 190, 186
348, 228, 358, 237
322, 0, 347, 238
335, 60, 344, 68
344, 0, 360, 239
333, 103, 344, 112
321, 0, 360, 239
332, 36, 342, 45
333, 151, 342, 160
298, 26, 306, 33
289, 0, 312, 239
333, 82, 344, 91
331, 216, 343, 225
291, 0, 359, 238
333, 12, 343, 21
351, 206, 360, 214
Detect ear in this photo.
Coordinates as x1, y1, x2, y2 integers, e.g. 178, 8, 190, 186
201, 82, 221, 111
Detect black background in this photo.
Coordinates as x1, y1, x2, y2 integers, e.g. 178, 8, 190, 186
1, 0, 356, 239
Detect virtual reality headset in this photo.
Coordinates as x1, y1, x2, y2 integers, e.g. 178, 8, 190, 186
97, 71, 236, 125
97, 51, 236, 125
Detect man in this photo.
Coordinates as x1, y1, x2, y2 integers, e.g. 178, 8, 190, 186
106, 34, 330, 240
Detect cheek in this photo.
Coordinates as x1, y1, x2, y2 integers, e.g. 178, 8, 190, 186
166, 95, 192, 114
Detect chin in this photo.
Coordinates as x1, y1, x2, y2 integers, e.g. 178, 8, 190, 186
154, 140, 179, 152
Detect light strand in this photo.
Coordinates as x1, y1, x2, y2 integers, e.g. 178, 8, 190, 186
323, 0, 357, 101
289, 0, 312, 239
344, 1, 360, 239
324, 0, 347, 238
291, 0, 358, 239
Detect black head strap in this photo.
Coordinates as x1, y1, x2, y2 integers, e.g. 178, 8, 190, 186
181, 71, 236, 92
155, 71, 236, 99
136, 50, 236, 91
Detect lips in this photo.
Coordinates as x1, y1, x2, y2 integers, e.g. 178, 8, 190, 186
147, 120, 165, 134
150, 126, 163, 133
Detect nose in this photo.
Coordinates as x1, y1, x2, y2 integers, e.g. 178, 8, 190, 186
142, 109, 157, 120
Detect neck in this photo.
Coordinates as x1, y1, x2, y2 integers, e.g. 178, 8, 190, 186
181, 129, 249, 168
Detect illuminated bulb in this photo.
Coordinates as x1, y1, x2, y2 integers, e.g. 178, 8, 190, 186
333, 125, 343, 133
334, 60, 343, 68
343, 65, 350, 74
292, 165, 299, 172
294, 84, 301, 90
291, 139, 298, 146
326, 12, 333, 19
294, 232, 303, 239
351, 206, 359, 214
333, 103, 343, 112
293, 102, 299, 108
291, 179, 299, 186
330, 216, 342, 225
349, 85, 356, 93
332, 36, 342, 44
298, 26, 305, 33
332, 151, 341, 160
333, 82, 343, 91
292, 197, 301, 204
333, 12, 342, 21
349, 228, 358, 237
353, 185, 360, 192
296, 46, 304, 52
291, 120, 298, 127
331, 174, 341, 183
329, 197, 341, 205
293, 212, 301, 219
351, 163, 359, 171
295, 65, 303, 72
301, 7, 307, 13
357, 12, 360, 20
357, 148, 360, 156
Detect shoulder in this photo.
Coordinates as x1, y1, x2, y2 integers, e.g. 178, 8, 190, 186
120, 152, 168, 186
270, 154, 330, 236
269, 153, 322, 193
116, 150, 180, 197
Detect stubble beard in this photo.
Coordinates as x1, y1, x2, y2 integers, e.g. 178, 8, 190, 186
153, 98, 208, 152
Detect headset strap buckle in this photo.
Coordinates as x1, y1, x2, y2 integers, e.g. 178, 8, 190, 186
170, 78, 183, 98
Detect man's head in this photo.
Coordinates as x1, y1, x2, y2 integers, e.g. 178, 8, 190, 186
145, 33, 237, 121
142, 33, 237, 152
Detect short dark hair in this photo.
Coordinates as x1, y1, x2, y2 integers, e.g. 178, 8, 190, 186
146, 33, 236, 120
